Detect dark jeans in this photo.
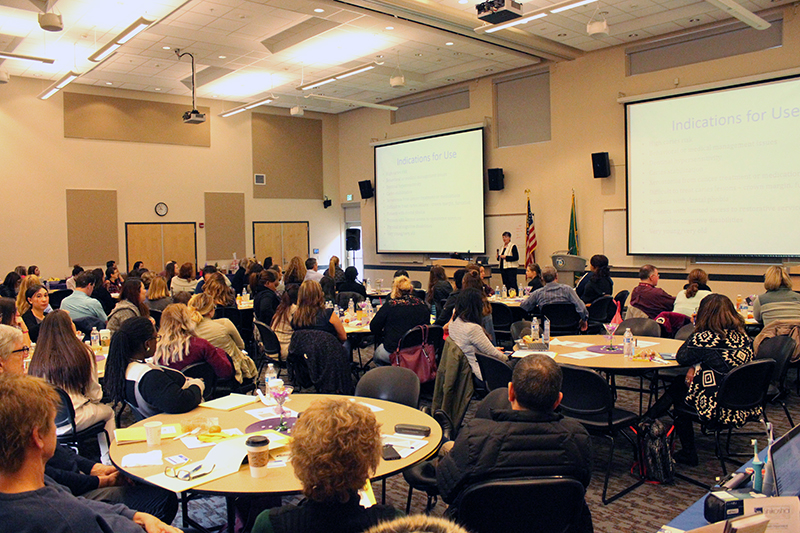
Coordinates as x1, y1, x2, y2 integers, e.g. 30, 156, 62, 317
84, 484, 178, 524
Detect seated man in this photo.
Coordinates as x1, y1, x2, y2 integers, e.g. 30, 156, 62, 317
0, 373, 181, 533
436, 354, 593, 531
520, 266, 588, 328
303, 258, 324, 282
630, 264, 675, 319
60, 271, 108, 323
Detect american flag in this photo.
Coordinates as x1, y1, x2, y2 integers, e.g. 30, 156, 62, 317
525, 198, 537, 267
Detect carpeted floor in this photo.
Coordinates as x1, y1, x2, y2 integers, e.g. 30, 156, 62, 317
117, 349, 799, 533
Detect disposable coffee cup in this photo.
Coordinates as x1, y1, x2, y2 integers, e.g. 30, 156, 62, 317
100, 329, 111, 347
245, 435, 270, 478
144, 421, 163, 447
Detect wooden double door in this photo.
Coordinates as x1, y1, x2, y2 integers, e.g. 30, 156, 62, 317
125, 223, 197, 273
253, 222, 309, 268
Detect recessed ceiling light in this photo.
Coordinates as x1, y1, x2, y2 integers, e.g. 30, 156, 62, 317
689, 18, 701, 22
212, 95, 218, 98
485, 68, 493, 72
459, 0, 468, 3
314, 8, 324, 12
162, 46, 171, 50
485, 52, 494, 56
415, 53, 423, 56
409, 88, 417, 91
599, 11, 608, 15
105, 82, 112, 85
154, 87, 161, 91
630, 3, 638, 7
445, 42, 454, 46
219, 55, 226, 59
385, 26, 394, 30
446, 78, 454, 81
558, 33, 567, 37
628, 33, 638, 37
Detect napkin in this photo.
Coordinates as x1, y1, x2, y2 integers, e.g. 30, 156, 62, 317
121, 450, 163, 467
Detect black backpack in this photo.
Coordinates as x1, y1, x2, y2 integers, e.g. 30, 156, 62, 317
635, 419, 675, 484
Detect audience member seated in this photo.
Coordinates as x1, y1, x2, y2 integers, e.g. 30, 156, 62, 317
14, 265, 27, 277
28, 265, 41, 277
426, 265, 453, 316
246, 263, 265, 294
203, 272, 235, 307
270, 264, 285, 295
0, 298, 31, 347
194, 265, 232, 295
252, 398, 400, 533
107, 279, 150, 335
0, 324, 28, 375
105, 317, 204, 418
105, 265, 122, 294
526, 263, 543, 291
643, 294, 756, 466
629, 264, 675, 319
460, 270, 497, 342
435, 354, 593, 530
371, 275, 431, 366
253, 270, 281, 325
447, 288, 506, 381
0, 272, 21, 298
435, 268, 467, 327
365, 516, 469, 533
66, 264, 84, 291
291, 281, 348, 345
576, 254, 613, 304
151, 304, 234, 381
139, 271, 155, 291
0, 374, 182, 533
188, 294, 257, 385
170, 262, 199, 296
89, 269, 116, 316
21, 284, 49, 342
304, 258, 324, 282
325, 256, 345, 284
16, 274, 43, 317
672, 268, 712, 318
521, 266, 588, 328
270, 285, 299, 360
336, 266, 368, 300
28, 311, 115, 451
471, 264, 495, 297
231, 257, 253, 296
60, 272, 108, 323
753, 265, 800, 326
145, 275, 173, 313
283, 256, 307, 287
162, 261, 177, 292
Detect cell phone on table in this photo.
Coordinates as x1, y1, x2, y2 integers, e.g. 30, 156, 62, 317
382, 444, 401, 461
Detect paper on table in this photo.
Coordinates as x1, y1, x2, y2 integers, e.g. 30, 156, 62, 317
547, 338, 567, 346
512, 350, 557, 359
181, 428, 244, 449
245, 406, 298, 420
121, 450, 163, 467
635, 340, 659, 348
352, 399, 384, 412
559, 341, 593, 348
383, 434, 428, 458
558, 351, 603, 360
115, 424, 179, 444
744, 496, 800, 532
199, 393, 259, 411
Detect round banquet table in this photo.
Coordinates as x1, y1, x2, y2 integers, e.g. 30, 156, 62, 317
532, 334, 684, 370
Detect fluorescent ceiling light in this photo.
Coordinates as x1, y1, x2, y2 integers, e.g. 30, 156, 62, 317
704, 0, 771, 30
550, 0, 599, 14
88, 17, 154, 62
220, 107, 247, 117
38, 71, 80, 100
297, 63, 377, 91
220, 95, 278, 117
244, 97, 275, 109
306, 94, 398, 111
335, 64, 375, 79
482, 13, 547, 33
0, 51, 55, 64
298, 77, 336, 91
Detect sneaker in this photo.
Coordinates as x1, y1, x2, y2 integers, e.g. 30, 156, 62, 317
674, 449, 698, 466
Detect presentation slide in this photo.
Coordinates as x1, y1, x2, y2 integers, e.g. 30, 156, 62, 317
375, 128, 485, 254
626, 76, 800, 257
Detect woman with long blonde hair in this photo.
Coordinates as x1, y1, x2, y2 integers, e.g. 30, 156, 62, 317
753, 265, 800, 326
145, 275, 173, 312
204, 272, 234, 307
370, 275, 430, 365
284, 256, 307, 287
324, 256, 345, 283
152, 303, 233, 380
16, 274, 43, 316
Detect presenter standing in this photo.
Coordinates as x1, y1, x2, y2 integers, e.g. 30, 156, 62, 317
497, 231, 519, 292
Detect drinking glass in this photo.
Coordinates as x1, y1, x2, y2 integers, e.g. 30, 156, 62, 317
270, 385, 294, 432
603, 323, 618, 350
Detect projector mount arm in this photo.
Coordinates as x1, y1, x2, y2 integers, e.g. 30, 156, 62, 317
174, 49, 198, 113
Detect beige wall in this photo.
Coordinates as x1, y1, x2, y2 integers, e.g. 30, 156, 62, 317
0, 77, 343, 277
337, 6, 800, 301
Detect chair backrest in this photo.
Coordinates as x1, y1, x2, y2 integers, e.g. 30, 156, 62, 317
456, 476, 586, 533
510, 320, 532, 340
149, 309, 162, 328
490, 302, 514, 331
54, 387, 77, 436
125, 400, 147, 422
355, 366, 420, 408
49, 289, 73, 310
541, 303, 581, 333
287, 329, 354, 394
337, 291, 365, 309
398, 325, 445, 360
253, 320, 281, 356
624, 305, 649, 320
413, 289, 426, 301
587, 295, 615, 323
717, 359, 776, 412
320, 276, 336, 302
72, 316, 107, 337
182, 361, 217, 400
559, 364, 612, 418
614, 290, 629, 310
755, 336, 797, 387
675, 323, 695, 341
617, 318, 660, 337
215, 306, 241, 329
476, 353, 513, 391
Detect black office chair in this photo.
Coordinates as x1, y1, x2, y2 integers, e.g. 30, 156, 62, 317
490, 302, 514, 345
214, 306, 242, 334
403, 409, 454, 514
674, 359, 775, 475
456, 476, 588, 533
541, 303, 582, 336
586, 295, 615, 334
475, 352, 513, 392
413, 289, 426, 301
616, 318, 660, 337
614, 290, 629, 315
54, 387, 110, 457
510, 320, 532, 341
755, 336, 797, 428
149, 309, 162, 329
559, 364, 641, 504
252, 320, 283, 382
398, 325, 445, 366
355, 366, 420, 408
287, 330, 354, 394
675, 323, 695, 341
49, 289, 73, 310
182, 361, 217, 401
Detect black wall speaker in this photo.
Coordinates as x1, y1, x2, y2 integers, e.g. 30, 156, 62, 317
358, 180, 374, 199
592, 152, 611, 178
345, 228, 361, 251
487, 168, 504, 190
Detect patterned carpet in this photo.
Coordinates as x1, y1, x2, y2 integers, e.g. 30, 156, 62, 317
117, 351, 799, 533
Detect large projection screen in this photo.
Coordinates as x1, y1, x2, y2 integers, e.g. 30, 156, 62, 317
626, 76, 800, 257
375, 128, 485, 254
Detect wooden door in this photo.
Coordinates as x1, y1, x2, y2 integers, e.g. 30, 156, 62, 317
125, 224, 163, 273
282, 222, 309, 265
253, 223, 283, 266
162, 223, 197, 271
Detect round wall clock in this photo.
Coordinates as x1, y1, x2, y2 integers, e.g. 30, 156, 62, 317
155, 202, 169, 217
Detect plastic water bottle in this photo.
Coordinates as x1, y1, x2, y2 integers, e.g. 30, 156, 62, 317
366, 300, 374, 323
543, 318, 550, 348
334, 304, 340, 317
90, 327, 100, 349
623, 328, 634, 359
495, 286, 500, 297
532, 317, 540, 340
501, 285, 508, 298
347, 298, 355, 317
265, 363, 277, 389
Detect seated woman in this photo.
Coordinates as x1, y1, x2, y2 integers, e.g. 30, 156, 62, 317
231, 257, 253, 296
21, 284, 49, 342
170, 262, 199, 296
291, 280, 347, 345
145, 275, 173, 313
105, 316, 204, 417
0, 271, 21, 298
253, 269, 281, 325
28, 310, 115, 439
426, 265, 452, 317
151, 304, 234, 381
643, 294, 756, 465
204, 272, 235, 307
324, 256, 345, 284
0, 297, 30, 347
270, 264, 285, 296
16, 274, 42, 317
90, 269, 116, 316
271, 284, 299, 360
247, 263, 265, 295
576, 254, 613, 304
105, 265, 122, 294
753, 265, 800, 326
460, 270, 496, 343
253, 398, 400, 533
447, 288, 506, 382
672, 269, 712, 318
525, 263, 543, 291
107, 278, 150, 335
336, 266, 368, 299
283, 256, 306, 287
188, 293, 257, 385
371, 275, 431, 365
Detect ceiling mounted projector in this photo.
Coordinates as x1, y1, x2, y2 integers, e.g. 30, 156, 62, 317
183, 110, 206, 124
291, 105, 304, 116
38, 12, 63, 32
587, 20, 609, 36
476, 0, 523, 24
390, 75, 405, 88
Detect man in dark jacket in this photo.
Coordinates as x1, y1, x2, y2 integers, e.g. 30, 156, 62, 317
436, 354, 594, 531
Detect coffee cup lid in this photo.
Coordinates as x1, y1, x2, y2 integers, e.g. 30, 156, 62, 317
246, 435, 270, 447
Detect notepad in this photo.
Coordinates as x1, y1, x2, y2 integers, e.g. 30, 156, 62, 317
199, 393, 260, 411
115, 424, 179, 444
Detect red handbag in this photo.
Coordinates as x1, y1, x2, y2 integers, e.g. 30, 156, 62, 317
390, 325, 437, 383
